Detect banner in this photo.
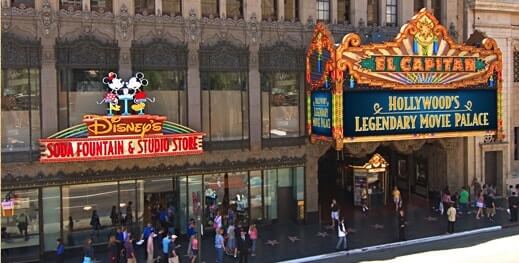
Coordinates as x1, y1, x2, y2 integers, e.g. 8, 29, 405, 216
343, 89, 497, 137
311, 91, 333, 137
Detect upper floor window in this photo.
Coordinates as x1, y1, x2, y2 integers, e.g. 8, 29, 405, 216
162, 0, 182, 16
135, 0, 155, 15
90, 0, 112, 12
386, 0, 397, 26
414, 0, 425, 13
284, 0, 298, 21
514, 51, 519, 83
10, 0, 34, 8
1, 34, 41, 162
202, 0, 219, 18
227, 0, 243, 19
60, 0, 81, 11
367, 0, 379, 26
337, 0, 351, 24
262, 0, 277, 21
316, 0, 330, 23
431, 0, 441, 21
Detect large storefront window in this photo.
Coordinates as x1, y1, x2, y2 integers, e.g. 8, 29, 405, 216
200, 41, 249, 147
56, 37, 119, 129
62, 182, 118, 246
250, 171, 263, 222
202, 72, 249, 142
1, 189, 40, 261
261, 72, 300, 138
1, 69, 41, 157
42, 187, 60, 252
58, 69, 110, 128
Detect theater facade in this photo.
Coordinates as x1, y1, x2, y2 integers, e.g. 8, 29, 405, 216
0, 3, 514, 262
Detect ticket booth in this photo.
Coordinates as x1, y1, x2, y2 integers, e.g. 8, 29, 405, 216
351, 154, 389, 208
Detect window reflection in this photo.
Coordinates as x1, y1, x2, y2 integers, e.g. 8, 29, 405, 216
227, 0, 243, 19
1, 69, 41, 155
135, 0, 155, 15
261, 72, 300, 138
162, 0, 181, 16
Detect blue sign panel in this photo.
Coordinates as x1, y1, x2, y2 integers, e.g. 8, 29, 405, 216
343, 88, 497, 137
311, 91, 333, 137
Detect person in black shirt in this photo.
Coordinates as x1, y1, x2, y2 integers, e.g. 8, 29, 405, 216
508, 192, 519, 222
330, 198, 339, 229
484, 194, 496, 221
236, 228, 251, 263
398, 209, 407, 241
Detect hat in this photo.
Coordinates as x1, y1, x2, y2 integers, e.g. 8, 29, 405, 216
171, 235, 178, 239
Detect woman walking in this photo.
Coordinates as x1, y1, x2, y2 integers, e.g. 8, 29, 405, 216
398, 209, 407, 241
90, 210, 101, 239
107, 235, 119, 263
335, 218, 347, 250
146, 230, 156, 263
392, 186, 401, 212
476, 192, 485, 219
190, 235, 199, 263
248, 224, 258, 256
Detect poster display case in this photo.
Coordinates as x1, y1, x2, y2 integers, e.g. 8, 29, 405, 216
351, 154, 389, 208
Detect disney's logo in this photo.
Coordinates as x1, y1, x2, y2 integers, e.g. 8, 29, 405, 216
84, 115, 162, 137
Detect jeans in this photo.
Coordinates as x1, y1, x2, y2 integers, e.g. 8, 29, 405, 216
459, 203, 468, 214
251, 239, 257, 253
216, 247, 224, 263
447, 221, 455, 233
336, 236, 347, 250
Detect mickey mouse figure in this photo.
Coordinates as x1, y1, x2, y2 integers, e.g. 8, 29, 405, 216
100, 72, 122, 116
127, 72, 155, 115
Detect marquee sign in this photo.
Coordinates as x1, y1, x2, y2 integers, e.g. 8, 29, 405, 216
306, 9, 503, 148
40, 72, 204, 163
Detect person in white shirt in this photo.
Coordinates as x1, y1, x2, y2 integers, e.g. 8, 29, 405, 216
335, 218, 347, 250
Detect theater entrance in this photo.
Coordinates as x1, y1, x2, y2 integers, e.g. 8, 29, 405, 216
318, 140, 447, 223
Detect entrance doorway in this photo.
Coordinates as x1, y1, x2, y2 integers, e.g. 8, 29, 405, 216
142, 178, 181, 235
485, 151, 503, 194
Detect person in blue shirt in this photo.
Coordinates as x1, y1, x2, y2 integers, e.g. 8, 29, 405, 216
186, 218, 197, 257
215, 228, 225, 263
162, 234, 170, 263
142, 223, 154, 259
56, 238, 65, 263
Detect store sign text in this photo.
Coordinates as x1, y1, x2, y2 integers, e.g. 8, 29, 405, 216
311, 91, 333, 137
40, 133, 204, 163
361, 56, 486, 73
84, 115, 165, 137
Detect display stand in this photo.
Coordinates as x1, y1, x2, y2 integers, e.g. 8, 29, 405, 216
350, 154, 389, 208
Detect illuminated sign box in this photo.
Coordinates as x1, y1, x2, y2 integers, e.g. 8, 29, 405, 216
311, 91, 333, 137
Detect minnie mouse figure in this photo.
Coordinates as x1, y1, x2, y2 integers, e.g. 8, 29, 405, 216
100, 72, 122, 116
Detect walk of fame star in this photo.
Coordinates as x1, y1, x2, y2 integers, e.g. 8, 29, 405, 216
317, 232, 328, 237
372, 224, 384, 229
288, 236, 300, 242
425, 216, 438, 221
265, 240, 279, 246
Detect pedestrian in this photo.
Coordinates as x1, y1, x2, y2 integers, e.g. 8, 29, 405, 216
447, 202, 456, 234
90, 210, 101, 238
398, 209, 407, 241
214, 210, 223, 232
146, 230, 156, 263
186, 219, 197, 257
335, 218, 347, 250
392, 186, 401, 212
56, 238, 65, 263
126, 201, 133, 225
458, 187, 469, 215
190, 235, 199, 263
485, 194, 496, 221
248, 224, 258, 256
215, 228, 225, 263
168, 235, 179, 263
228, 207, 235, 226
108, 235, 119, 263
508, 192, 519, 222
442, 190, 452, 215
111, 205, 119, 226
330, 198, 339, 228
16, 212, 28, 239
227, 222, 237, 257
471, 177, 481, 204
82, 238, 94, 263
361, 188, 369, 213
124, 234, 137, 263
236, 228, 251, 263
142, 223, 153, 258
68, 216, 74, 232
488, 185, 496, 198
508, 185, 515, 197
162, 233, 171, 263
476, 192, 485, 219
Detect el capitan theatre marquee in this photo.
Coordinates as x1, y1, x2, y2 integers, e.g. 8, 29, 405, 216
40, 72, 204, 163
306, 9, 503, 149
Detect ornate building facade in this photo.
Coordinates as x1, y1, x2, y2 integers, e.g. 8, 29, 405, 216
1, 0, 517, 262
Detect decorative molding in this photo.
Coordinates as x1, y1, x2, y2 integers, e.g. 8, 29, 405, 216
1, 156, 306, 190
185, 9, 200, 42
131, 38, 187, 69
1, 32, 41, 67
39, 1, 55, 36
199, 40, 249, 72
55, 35, 119, 68
259, 41, 305, 72
115, 4, 131, 40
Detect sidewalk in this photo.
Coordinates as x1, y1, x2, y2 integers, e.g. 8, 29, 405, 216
56, 198, 512, 263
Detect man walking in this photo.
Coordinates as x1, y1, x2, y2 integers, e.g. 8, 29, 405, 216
508, 192, 519, 222
458, 187, 469, 215
447, 203, 456, 234
215, 228, 225, 263
335, 218, 347, 250
236, 228, 251, 263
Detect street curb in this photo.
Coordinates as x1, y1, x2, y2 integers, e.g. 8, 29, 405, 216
277, 225, 502, 263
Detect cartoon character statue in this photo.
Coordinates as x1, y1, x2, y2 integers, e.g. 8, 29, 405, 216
127, 72, 155, 115
100, 72, 122, 116
413, 15, 439, 56
114, 74, 135, 116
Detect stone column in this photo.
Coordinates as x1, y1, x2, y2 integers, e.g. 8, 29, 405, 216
155, 0, 162, 15
187, 42, 202, 131
351, 0, 367, 27
305, 144, 329, 224
40, 38, 59, 137
379, 0, 387, 26
399, 0, 414, 26
330, 0, 338, 23
277, 0, 284, 21
248, 44, 261, 151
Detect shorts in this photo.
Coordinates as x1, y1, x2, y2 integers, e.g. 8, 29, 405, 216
476, 202, 484, 208
192, 249, 198, 256
331, 211, 339, 220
